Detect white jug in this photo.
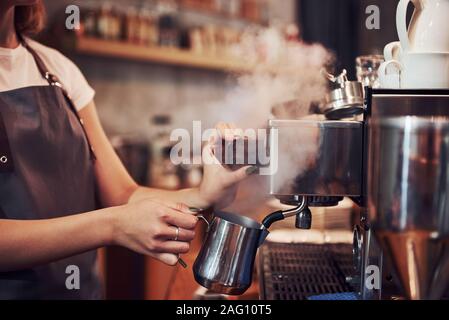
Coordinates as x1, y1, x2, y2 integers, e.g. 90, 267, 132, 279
397, 0, 449, 52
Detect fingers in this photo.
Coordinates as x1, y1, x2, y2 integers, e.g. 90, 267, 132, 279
227, 165, 258, 184
216, 122, 236, 132
146, 200, 198, 229
165, 202, 194, 215
215, 122, 240, 141
209, 122, 247, 165
151, 200, 197, 216
156, 225, 196, 242
153, 240, 191, 255
160, 208, 198, 230
203, 143, 221, 165
152, 253, 179, 266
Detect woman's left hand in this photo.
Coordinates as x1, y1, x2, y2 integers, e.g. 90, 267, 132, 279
198, 123, 257, 209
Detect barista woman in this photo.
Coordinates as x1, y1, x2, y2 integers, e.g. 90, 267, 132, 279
0, 0, 251, 299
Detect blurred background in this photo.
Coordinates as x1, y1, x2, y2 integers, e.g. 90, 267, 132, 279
36, 0, 398, 300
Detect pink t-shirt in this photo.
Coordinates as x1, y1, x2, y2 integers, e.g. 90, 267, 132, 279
0, 38, 95, 111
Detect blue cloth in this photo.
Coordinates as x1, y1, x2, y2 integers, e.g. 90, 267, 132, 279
308, 292, 359, 300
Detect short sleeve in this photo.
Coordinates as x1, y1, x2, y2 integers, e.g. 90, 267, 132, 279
60, 57, 95, 111
30, 39, 96, 111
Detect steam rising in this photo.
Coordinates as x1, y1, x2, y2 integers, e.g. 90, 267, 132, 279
200, 27, 334, 213
200, 27, 333, 129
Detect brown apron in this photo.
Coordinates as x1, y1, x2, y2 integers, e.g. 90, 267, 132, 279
0, 39, 102, 299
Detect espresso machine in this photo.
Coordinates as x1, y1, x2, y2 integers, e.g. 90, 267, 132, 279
267, 70, 449, 299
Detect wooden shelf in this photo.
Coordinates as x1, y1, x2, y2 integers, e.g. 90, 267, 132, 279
74, 36, 253, 73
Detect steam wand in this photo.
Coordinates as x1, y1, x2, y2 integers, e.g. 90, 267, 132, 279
262, 197, 312, 230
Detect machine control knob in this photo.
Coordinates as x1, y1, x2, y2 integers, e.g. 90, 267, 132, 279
295, 207, 312, 229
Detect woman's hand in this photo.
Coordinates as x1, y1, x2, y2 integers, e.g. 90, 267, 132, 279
112, 199, 198, 266
199, 123, 257, 209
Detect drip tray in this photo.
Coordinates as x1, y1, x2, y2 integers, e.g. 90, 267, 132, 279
258, 242, 355, 300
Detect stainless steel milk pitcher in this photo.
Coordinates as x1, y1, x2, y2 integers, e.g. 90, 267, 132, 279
193, 199, 309, 295
193, 211, 269, 295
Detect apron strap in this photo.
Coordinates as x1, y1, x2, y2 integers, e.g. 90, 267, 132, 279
19, 36, 97, 161
0, 112, 14, 173
19, 36, 71, 98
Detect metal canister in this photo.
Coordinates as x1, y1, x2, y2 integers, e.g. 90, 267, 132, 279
322, 69, 364, 120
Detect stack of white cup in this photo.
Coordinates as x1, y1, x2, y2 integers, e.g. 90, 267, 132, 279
379, 0, 449, 89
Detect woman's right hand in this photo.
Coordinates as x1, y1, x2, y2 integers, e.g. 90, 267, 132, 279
111, 199, 198, 266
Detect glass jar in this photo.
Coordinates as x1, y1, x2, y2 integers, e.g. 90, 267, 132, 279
356, 55, 385, 89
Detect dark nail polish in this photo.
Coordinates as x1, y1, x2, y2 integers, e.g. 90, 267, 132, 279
246, 166, 259, 176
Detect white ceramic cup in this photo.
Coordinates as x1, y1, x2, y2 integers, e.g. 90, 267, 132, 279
379, 52, 449, 89
384, 41, 403, 62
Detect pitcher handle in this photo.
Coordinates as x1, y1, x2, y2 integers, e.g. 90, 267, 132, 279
384, 41, 402, 62
176, 213, 211, 269
378, 60, 402, 88
197, 215, 211, 232
397, 0, 422, 52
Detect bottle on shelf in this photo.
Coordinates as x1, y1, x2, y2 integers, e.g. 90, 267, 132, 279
124, 6, 139, 44
97, 3, 112, 40
157, 1, 180, 48
80, 2, 98, 37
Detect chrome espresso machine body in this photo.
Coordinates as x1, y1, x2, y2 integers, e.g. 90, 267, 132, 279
267, 88, 449, 300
